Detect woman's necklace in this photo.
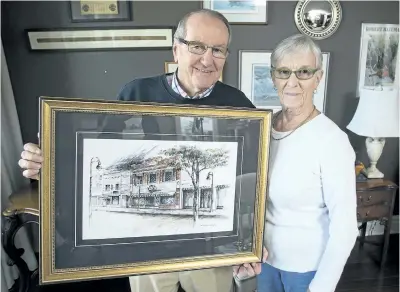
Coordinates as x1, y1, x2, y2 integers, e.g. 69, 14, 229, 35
272, 106, 316, 141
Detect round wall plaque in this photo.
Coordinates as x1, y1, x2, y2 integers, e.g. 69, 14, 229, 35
294, 0, 342, 40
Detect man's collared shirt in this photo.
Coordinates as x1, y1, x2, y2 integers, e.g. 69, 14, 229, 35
166, 70, 215, 99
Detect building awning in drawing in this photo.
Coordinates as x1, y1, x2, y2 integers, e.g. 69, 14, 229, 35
131, 191, 175, 197
180, 184, 230, 191
131, 162, 176, 173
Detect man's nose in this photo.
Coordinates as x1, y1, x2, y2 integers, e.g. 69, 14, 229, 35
200, 49, 214, 66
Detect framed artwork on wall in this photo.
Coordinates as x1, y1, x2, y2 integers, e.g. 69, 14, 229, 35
26, 27, 174, 51
164, 61, 223, 82
38, 96, 271, 284
201, 0, 268, 24
238, 50, 330, 113
70, 0, 131, 22
356, 23, 399, 96
165, 61, 179, 74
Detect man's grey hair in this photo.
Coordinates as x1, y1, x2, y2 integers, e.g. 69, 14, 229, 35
173, 9, 232, 46
271, 34, 323, 69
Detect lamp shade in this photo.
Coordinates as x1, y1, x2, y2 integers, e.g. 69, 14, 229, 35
347, 88, 399, 138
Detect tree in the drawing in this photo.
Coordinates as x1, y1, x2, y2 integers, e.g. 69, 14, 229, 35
158, 145, 229, 222
105, 146, 158, 208
108, 150, 147, 172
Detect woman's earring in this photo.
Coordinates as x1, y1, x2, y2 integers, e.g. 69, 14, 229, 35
313, 89, 317, 94
273, 86, 277, 91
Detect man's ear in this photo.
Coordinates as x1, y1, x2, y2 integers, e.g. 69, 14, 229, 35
173, 44, 178, 62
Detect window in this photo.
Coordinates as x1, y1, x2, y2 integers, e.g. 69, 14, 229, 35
150, 173, 156, 183
164, 171, 173, 181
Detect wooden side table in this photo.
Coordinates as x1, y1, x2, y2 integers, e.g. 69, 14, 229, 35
1, 183, 39, 292
356, 179, 398, 268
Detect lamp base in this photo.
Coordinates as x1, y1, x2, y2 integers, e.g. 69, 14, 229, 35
365, 137, 386, 179
366, 166, 384, 179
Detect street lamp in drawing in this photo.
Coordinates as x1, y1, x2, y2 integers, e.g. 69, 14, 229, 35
206, 171, 214, 212
89, 157, 101, 227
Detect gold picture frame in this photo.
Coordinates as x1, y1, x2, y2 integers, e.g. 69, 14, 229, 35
164, 61, 223, 82
201, 0, 268, 24
70, 0, 131, 22
38, 96, 271, 284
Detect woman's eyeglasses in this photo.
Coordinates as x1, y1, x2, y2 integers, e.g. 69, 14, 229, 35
271, 67, 320, 80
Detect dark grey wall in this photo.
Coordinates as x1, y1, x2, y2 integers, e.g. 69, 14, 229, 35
2, 1, 399, 210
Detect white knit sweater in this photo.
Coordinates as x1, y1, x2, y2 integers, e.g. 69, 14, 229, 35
264, 113, 359, 292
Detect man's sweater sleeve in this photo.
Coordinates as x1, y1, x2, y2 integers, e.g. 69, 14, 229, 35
102, 79, 161, 138
95, 81, 137, 135
116, 80, 137, 101
308, 131, 359, 292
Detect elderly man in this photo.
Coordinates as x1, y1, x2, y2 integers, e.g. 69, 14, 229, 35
18, 8, 267, 292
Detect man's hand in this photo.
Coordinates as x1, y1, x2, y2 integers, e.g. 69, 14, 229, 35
18, 133, 43, 180
233, 246, 268, 280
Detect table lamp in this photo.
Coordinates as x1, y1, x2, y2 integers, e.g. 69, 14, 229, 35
347, 88, 399, 179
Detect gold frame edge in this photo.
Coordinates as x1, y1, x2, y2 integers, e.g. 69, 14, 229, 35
38, 96, 272, 284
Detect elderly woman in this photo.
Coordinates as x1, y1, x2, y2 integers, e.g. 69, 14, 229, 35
257, 34, 359, 292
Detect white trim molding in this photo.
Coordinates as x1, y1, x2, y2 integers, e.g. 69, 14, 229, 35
27, 27, 174, 50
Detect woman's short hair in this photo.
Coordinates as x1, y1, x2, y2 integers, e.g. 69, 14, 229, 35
271, 34, 323, 69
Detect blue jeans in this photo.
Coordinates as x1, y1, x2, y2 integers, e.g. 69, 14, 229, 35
256, 263, 316, 292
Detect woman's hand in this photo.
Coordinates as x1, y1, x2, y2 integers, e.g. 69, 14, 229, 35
233, 246, 268, 280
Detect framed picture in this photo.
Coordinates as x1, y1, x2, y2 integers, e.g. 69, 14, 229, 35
26, 27, 174, 51
38, 96, 272, 284
238, 50, 330, 113
356, 23, 399, 96
70, 1, 131, 22
202, 0, 268, 24
164, 61, 223, 82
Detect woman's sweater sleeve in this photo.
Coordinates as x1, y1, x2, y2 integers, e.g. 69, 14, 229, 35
308, 131, 360, 292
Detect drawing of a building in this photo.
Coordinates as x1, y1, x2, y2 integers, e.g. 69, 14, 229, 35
89, 157, 230, 212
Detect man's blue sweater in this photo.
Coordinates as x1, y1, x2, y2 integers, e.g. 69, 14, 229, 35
116, 73, 255, 108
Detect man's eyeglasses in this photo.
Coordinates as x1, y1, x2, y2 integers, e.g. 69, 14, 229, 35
177, 38, 229, 59
271, 66, 320, 80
